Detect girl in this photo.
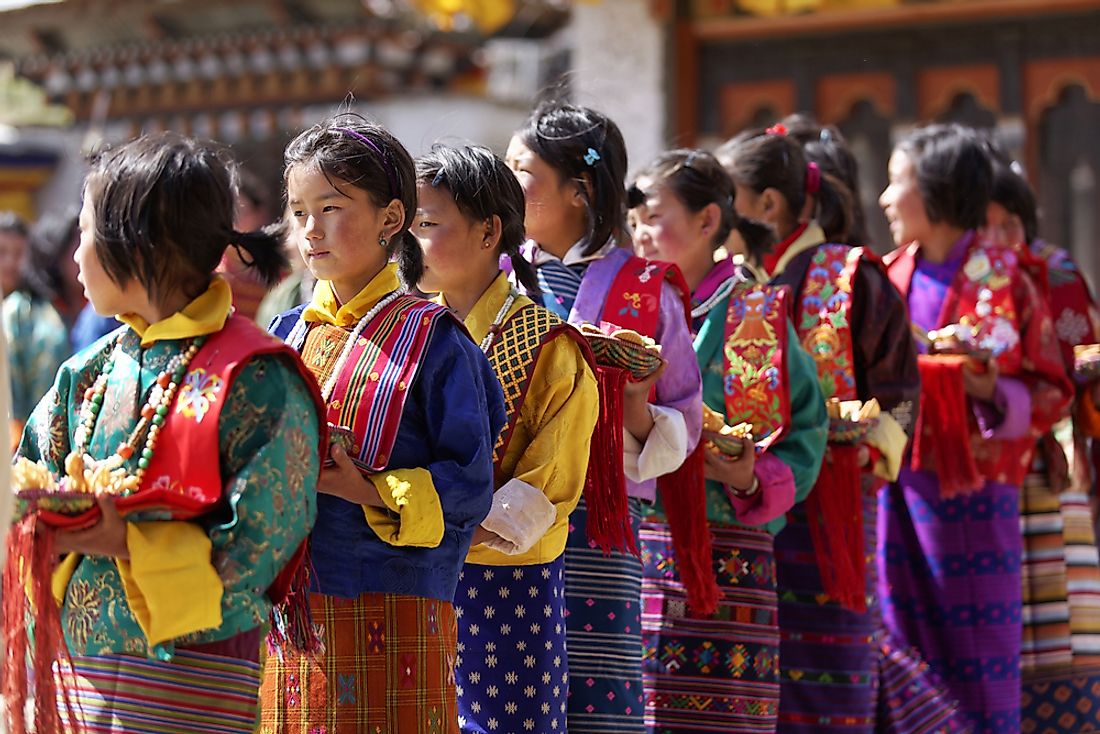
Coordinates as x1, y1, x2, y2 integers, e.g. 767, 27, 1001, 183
414, 143, 600, 734
6, 132, 321, 733
877, 123, 1072, 733
983, 156, 1100, 731
506, 102, 704, 734
718, 127, 922, 734
629, 148, 828, 733
259, 115, 505, 733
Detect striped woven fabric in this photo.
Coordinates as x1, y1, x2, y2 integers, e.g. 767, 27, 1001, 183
62, 649, 261, 733
259, 592, 458, 733
641, 522, 780, 734
535, 259, 587, 317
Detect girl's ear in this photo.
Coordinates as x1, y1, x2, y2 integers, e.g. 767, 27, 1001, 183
571, 173, 593, 210
483, 215, 503, 250
382, 199, 406, 238
698, 202, 721, 238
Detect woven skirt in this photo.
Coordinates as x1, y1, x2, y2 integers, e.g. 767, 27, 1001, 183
259, 591, 458, 733
62, 648, 261, 733
641, 521, 779, 734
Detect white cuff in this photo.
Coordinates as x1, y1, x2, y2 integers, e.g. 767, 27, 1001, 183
480, 478, 557, 555
622, 404, 689, 483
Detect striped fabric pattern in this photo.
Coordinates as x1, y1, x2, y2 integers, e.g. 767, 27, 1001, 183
564, 496, 646, 734
259, 592, 459, 733
536, 260, 587, 318
62, 649, 261, 733
641, 522, 780, 734
876, 638, 970, 734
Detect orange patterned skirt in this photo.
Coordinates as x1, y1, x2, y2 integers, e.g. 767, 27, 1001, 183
259, 592, 458, 733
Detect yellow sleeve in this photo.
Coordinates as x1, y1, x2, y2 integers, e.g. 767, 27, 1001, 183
865, 411, 909, 482
363, 467, 445, 547
467, 333, 599, 565
114, 521, 224, 650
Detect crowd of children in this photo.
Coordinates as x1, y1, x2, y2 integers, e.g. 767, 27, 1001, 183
5, 101, 1100, 734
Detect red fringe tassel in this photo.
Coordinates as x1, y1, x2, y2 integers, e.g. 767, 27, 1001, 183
266, 542, 324, 659
806, 443, 866, 613
913, 356, 983, 497
3, 516, 79, 734
657, 443, 719, 617
584, 365, 635, 555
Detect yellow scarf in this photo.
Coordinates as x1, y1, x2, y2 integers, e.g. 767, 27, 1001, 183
302, 265, 401, 327
119, 277, 233, 347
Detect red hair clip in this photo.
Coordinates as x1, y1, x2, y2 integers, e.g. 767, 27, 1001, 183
765, 123, 788, 136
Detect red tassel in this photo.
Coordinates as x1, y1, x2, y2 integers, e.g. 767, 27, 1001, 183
583, 365, 635, 555
913, 357, 983, 497
3, 516, 79, 734
267, 544, 323, 658
656, 443, 719, 617
806, 443, 866, 613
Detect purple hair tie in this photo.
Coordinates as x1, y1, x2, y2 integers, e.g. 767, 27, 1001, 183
333, 126, 399, 200
805, 161, 821, 197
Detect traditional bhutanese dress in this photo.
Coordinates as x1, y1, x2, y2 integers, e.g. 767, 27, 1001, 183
1011, 238, 1100, 732
16, 277, 321, 732
4, 288, 72, 434
640, 259, 828, 734
762, 223, 967, 734
260, 264, 505, 734
526, 240, 703, 734
881, 232, 1073, 734
446, 273, 599, 734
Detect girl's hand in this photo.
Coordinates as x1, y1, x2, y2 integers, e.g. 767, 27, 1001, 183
623, 359, 667, 442
55, 495, 129, 558
319, 445, 384, 508
702, 435, 756, 493
962, 359, 999, 402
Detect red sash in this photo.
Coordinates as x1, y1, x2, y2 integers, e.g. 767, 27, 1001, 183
324, 296, 449, 471
723, 282, 793, 451
793, 244, 866, 611
600, 256, 692, 336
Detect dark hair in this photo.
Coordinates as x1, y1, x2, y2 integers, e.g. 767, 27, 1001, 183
895, 123, 992, 231
716, 128, 855, 244
781, 115, 868, 245
515, 102, 629, 257
20, 209, 77, 302
85, 133, 287, 306
989, 162, 1039, 245
0, 211, 28, 239
628, 148, 773, 262
415, 144, 540, 296
284, 113, 421, 287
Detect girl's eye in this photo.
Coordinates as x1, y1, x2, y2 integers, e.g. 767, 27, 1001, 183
417, 221, 436, 229
291, 210, 306, 218
322, 205, 339, 213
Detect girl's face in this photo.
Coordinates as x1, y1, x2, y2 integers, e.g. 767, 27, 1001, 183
287, 163, 399, 303
879, 149, 932, 247
76, 193, 136, 317
630, 177, 710, 268
414, 182, 494, 295
983, 201, 1027, 248
504, 136, 582, 248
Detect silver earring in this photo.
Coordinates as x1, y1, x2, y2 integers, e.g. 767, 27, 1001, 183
379, 235, 388, 248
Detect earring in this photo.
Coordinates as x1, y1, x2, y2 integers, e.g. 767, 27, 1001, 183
378, 235, 388, 248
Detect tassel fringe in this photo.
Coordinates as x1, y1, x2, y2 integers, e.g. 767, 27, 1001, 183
584, 365, 636, 555
806, 443, 866, 613
657, 443, 719, 617
913, 357, 983, 497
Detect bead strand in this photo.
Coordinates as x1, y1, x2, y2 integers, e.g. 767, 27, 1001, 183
479, 290, 517, 353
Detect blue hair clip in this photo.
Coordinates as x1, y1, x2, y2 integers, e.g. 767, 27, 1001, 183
583, 147, 601, 166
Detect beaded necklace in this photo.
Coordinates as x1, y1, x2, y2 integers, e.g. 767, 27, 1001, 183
72, 334, 207, 491
479, 289, 518, 353
690, 277, 736, 321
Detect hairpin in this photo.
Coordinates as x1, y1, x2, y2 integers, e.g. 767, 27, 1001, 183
766, 123, 788, 136
431, 169, 446, 187
583, 147, 601, 166
820, 128, 833, 143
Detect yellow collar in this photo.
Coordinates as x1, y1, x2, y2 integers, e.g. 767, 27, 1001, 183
460, 272, 526, 343
120, 277, 233, 347
302, 264, 401, 327
768, 221, 826, 279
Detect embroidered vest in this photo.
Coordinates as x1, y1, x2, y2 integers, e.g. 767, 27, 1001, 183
723, 282, 793, 451
486, 302, 584, 483
599, 255, 693, 338
794, 244, 861, 402
294, 295, 449, 471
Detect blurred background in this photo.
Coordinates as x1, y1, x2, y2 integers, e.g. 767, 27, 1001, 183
0, 0, 1097, 278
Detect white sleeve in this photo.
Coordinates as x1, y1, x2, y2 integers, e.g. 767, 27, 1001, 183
621, 404, 689, 483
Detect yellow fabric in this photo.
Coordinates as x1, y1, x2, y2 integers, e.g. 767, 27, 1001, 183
363, 468, 445, 547
459, 273, 600, 565
51, 552, 82, 605
767, 221, 827, 279
119, 276, 233, 347
302, 264, 401, 327
114, 521, 224, 649
864, 411, 908, 482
